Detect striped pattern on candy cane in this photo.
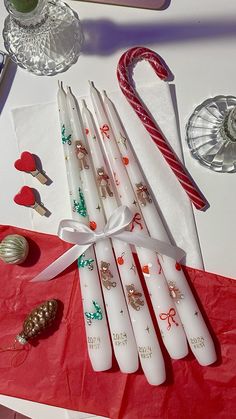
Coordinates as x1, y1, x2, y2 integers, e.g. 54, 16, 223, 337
117, 46, 207, 210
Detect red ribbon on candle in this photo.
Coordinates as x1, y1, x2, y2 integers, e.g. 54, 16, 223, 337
100, 124, 110, 139
130, 212, 143, 232
159, 308, 179, 330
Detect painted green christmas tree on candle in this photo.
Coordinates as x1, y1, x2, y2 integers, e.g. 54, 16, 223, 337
10, 0, 39, 13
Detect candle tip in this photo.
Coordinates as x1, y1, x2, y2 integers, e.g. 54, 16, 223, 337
81, 99, 87, 108
102, 90, 108, 99
89, 80, 95, 88
58, 80, 63, 89
66, 86, 72, 94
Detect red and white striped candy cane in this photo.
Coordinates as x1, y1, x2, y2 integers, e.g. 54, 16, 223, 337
117, 46, 207, 210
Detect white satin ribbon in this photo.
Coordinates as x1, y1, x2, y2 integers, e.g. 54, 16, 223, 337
31, 206, 185, 282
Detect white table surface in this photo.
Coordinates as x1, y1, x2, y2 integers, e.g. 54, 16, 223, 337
0, 0, 236, 417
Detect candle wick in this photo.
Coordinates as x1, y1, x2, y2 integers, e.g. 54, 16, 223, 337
67, 86, 72, 94
89, 80, 95, 88
102, 90, 107, 98
58, 80, 63, 89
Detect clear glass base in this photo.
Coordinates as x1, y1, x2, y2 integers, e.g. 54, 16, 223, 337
3, 0, 83, 76
186, 95, 236, 173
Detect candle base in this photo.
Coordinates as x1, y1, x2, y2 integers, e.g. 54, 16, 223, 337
3, 0, 83, 76
186, 95, 236, 173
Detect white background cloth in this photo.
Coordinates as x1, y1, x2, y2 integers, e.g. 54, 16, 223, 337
0, 0, 236, 418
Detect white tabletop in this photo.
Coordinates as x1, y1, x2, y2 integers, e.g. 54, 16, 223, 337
0, 0, 236, 417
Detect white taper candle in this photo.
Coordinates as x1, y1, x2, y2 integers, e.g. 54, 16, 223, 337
57, 82, 112, 372
103, 91, 217, 366
66, 87, 139, 374
82, 99, 166, 385
89, 81, 188, 360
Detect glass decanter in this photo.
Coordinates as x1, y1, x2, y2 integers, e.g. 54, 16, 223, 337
3, 0, 83, 76
186, 96, 236, 173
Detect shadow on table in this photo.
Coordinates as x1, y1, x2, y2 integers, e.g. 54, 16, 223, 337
0, 60, 17, 115
82, 18, 236, 55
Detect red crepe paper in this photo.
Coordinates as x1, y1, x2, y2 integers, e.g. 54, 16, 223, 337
0, 225, 235, 419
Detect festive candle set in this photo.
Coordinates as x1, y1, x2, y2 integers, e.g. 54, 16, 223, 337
32, 72, 217, 383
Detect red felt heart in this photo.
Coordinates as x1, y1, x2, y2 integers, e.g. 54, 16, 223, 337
14, 152, 36, 173
14, 186, 35, 207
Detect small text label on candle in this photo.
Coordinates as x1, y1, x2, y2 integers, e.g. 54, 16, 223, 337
190, 336, 205, 349
88, 336, 101, 350
138, 346, 152, 359
112, 332, 128, 346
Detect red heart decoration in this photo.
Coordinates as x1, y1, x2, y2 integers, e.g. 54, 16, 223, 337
14, 186, 35, 207
14, 151, 36, 173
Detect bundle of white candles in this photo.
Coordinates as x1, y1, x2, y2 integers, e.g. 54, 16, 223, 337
55, 80, 217, 385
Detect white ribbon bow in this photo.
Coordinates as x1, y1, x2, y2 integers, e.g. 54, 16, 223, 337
32, 206, 185, 282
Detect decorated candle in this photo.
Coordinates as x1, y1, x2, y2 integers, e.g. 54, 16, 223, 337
103, 91, 217, 366
66, 87, 139, 374
89, 81, 188, 360
82, 99, 166, 385
57, 82, 112, 372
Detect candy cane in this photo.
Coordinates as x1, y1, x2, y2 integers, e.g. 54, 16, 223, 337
117, 46, 207, 210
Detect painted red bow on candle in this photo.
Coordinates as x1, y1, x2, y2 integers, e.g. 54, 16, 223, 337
130, 213, 143, 232
100, 124, 110, 139
159, 308, 179, 330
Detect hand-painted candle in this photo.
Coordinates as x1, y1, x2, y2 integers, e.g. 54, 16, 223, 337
57, 82, 112, 372
66, 87, 138, 374
103, 91, 217, 366
82, 99, 166, 385
89, 81, 188, 360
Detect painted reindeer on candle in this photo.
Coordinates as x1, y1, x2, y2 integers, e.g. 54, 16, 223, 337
97, 167, 113, 199
100, 261, 116, 290
75, 141, 89, 170
135, 182, 152, 206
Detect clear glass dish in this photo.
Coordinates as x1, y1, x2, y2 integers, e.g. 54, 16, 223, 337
186, 95, 236, 173
3, 0, 83, 76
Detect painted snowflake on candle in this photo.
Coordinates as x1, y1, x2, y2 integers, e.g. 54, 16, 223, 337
168, 281, 184, 304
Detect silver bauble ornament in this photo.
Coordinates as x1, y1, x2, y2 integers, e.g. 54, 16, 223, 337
0, 234, 29, 264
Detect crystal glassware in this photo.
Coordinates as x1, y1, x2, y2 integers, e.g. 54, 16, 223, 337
3, 0, 83, 76
186, 95, 236, 173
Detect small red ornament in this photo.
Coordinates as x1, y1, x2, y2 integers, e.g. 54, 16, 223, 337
122, 157, 129, 165
14, 186, 36, 207
142, 263, 152, 277
85, 128, 89, 135
89, 221, 97, 231
117, 253, 125, 265
175, 262, 182, 271
14, 151, 36, 173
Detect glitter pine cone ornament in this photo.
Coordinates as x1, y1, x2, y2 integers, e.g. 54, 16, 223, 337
16, 299, 58, 345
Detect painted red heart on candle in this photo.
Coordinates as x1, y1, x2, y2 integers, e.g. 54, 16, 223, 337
14, 186, 36, 207
14, 152, 36, 173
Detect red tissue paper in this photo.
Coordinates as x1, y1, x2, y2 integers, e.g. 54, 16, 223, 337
0, 225, 235, 419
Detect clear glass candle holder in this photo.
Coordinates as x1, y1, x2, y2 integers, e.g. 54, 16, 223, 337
3, 0, 84, 76
186, 95, 236, 173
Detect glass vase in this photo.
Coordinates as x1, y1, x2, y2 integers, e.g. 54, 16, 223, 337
3, 0, 83, 76
186, 95, 236, 173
